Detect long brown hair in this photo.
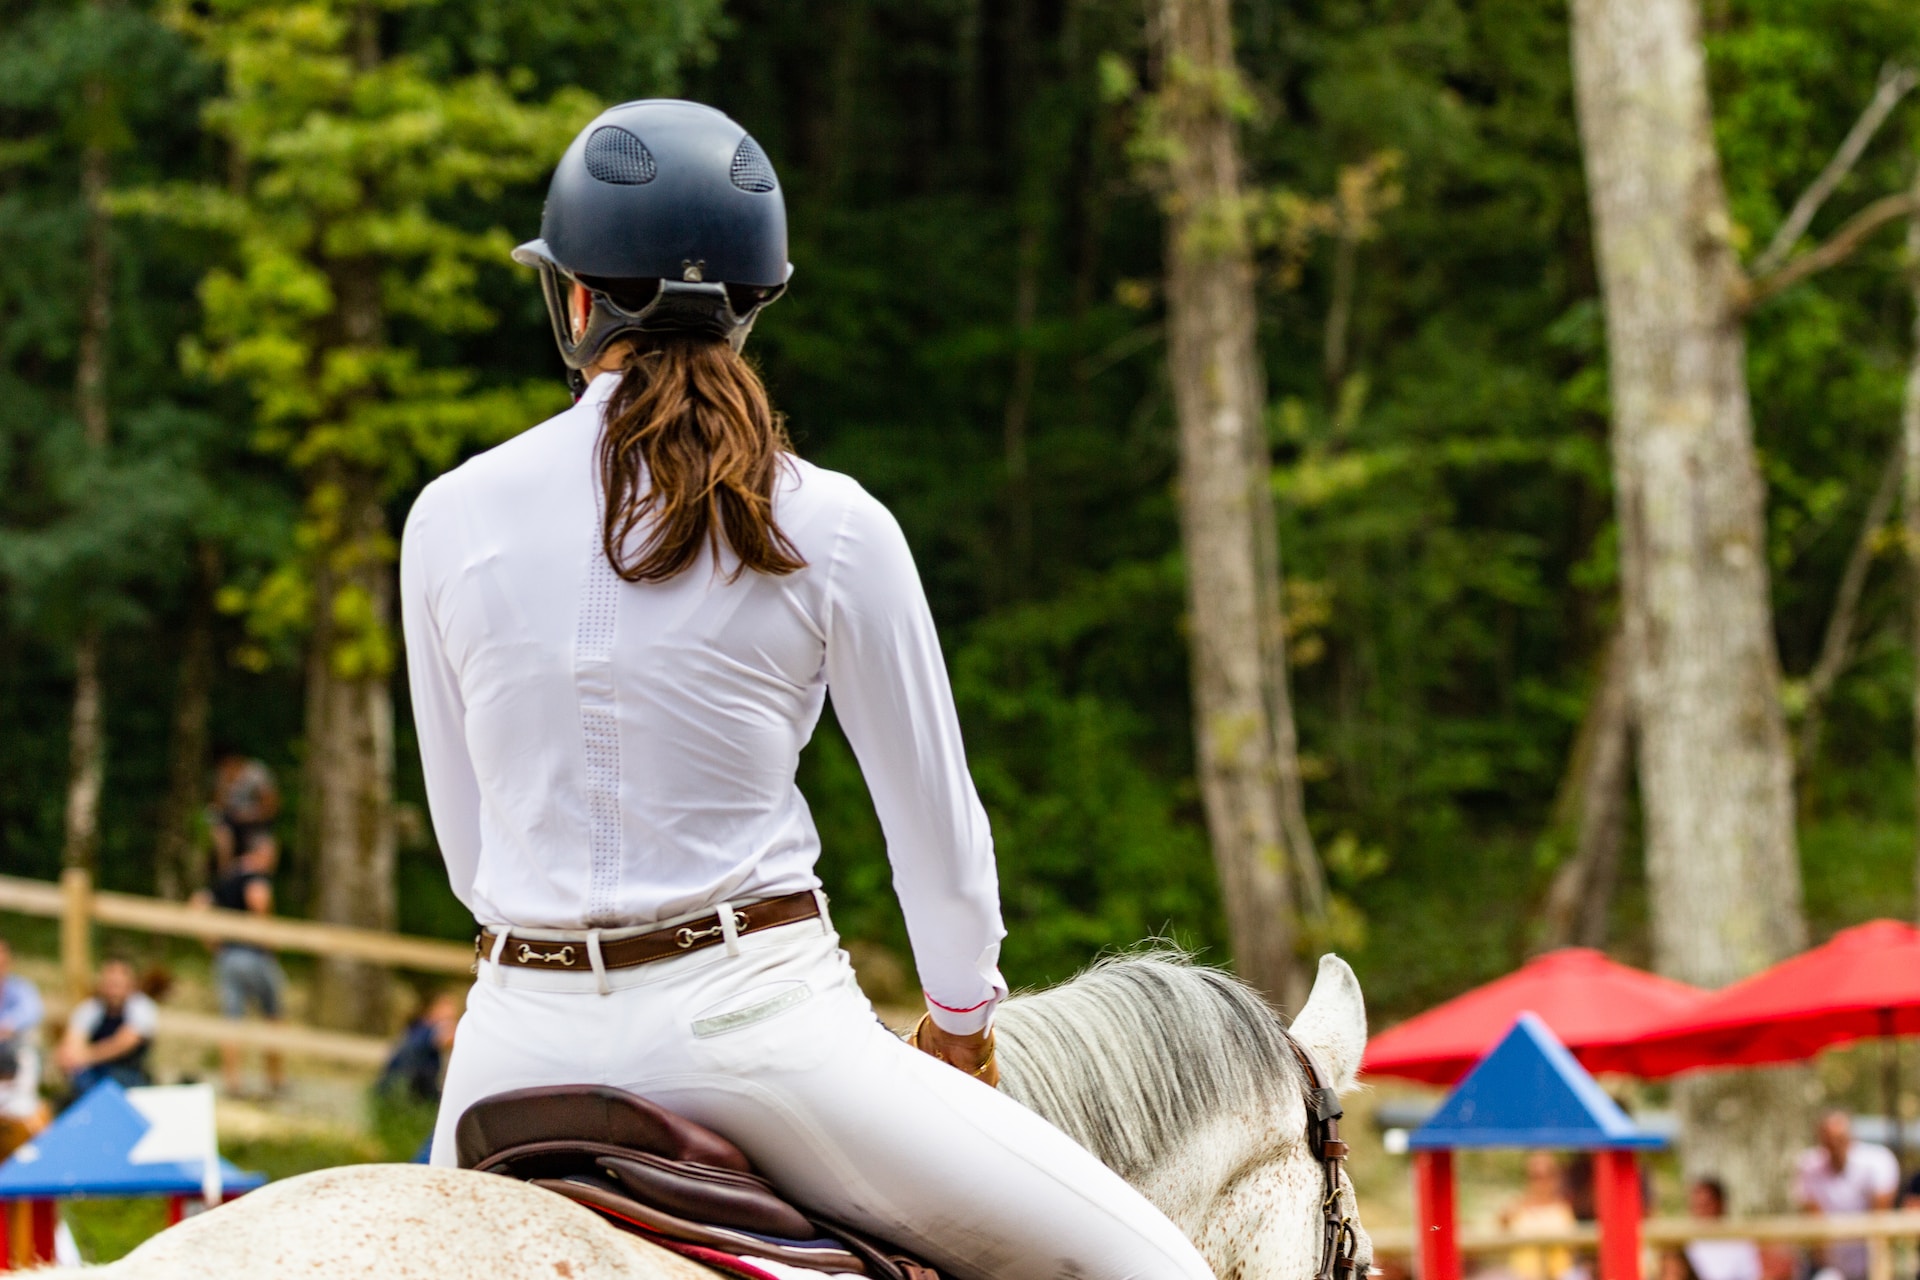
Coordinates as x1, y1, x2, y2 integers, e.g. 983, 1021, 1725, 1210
598, 337, 805, 583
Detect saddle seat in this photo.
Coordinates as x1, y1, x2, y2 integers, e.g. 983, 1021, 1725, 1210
456, 1085, 942, 1280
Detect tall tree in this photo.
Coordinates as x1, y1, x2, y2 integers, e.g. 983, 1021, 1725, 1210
153, 544, 218, 900
1147, 0, 1319, 1009
58, 0, 118, 878
1568, 0, 1807, 1209
140, 0, 600, 1029
1535, 626, 1632, 952
1906, 167, 1920, 922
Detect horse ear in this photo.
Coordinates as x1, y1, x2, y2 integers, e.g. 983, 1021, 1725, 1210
1289, 954, 1367, 1093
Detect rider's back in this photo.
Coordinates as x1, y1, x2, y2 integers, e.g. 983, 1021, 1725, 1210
402, 374, 958, 932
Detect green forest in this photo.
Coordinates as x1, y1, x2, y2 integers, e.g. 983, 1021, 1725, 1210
4, 0, 1919, 1025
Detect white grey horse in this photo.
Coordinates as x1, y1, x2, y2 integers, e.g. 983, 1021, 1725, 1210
93, 952, 1370, 1280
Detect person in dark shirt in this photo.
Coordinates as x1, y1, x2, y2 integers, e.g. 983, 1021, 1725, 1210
209, 754, 280, 878
194, 866, 287, 1097
56, 958, 158, 1093
378, 991, 459, 1104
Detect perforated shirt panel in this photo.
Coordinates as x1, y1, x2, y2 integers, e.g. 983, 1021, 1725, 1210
400, 374, 1007, 1031
576, 542, 625, 923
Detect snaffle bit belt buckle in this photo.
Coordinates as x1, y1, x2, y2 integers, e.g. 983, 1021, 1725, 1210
675, 910, 749, 950
474, 889, 823, 974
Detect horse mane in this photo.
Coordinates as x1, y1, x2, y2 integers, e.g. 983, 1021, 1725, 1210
993, 948, 1306, 1181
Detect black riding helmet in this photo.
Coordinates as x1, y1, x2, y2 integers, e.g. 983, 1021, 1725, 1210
513, 100, 790, 394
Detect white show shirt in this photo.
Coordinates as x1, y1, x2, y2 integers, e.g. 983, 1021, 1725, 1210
67, 993, 159, 1042
1684, 1239, 1762, 1280
1793, 1140, 1900, 1280
401, 372, 1006, 1033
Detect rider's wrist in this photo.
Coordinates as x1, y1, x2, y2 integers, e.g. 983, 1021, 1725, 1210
921, 991, 995, 1038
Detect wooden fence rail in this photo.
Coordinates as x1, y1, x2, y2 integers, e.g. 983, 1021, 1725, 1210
1370, 1210, 1920, 1280
0, 869, 472, 1069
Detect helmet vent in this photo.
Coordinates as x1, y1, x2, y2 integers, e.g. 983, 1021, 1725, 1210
730, 136, 778, 193
584, 127, 658, 185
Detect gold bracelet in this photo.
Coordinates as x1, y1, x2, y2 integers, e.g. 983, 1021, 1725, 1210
909, 1013, 996, 1079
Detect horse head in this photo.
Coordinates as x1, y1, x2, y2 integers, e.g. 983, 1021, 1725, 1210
996, 951, 1372, 1280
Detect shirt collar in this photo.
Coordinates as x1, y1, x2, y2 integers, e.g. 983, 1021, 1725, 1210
580, 370, 622, 412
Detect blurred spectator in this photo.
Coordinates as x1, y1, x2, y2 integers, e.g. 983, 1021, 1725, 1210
378, 991, 460, 1104
1658, 1250, 1701, 1280
0, 938, 44, 1049
192, 859, 286, 1098
1500, 1151, 1578, 1280
55, 957, 157, 1093
210, 753, 280, 877
1792, 1110, 1898, 1280
1682, 1176, 1761, 1280
0, 1042, 49, 1160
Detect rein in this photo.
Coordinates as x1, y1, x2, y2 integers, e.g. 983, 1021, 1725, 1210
1281, 1030, 1361, 1280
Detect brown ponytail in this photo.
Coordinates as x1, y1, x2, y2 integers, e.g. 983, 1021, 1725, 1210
598, 337, 806, 583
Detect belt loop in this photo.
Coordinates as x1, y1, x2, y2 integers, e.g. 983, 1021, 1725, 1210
717, 901, 742, 957
488, 927, 511, 987
812, 888, 832, 935
586, 929, 610, 995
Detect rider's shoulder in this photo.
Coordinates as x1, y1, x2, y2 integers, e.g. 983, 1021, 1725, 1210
778, 455, 892, 528
417, 399, 590, 509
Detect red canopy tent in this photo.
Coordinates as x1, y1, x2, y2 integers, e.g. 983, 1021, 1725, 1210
1609, 919, 1920, 1078
1362, 948, 1709, 1086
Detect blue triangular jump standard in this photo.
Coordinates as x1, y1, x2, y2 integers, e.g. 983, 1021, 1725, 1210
1407, 1012, 1665, 1150
0, 1081, 265, 1200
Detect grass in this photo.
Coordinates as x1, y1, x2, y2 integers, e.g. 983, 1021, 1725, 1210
63, 1127, 387, 1264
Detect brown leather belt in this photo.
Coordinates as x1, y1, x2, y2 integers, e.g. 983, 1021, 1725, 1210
476, 891, 821, 974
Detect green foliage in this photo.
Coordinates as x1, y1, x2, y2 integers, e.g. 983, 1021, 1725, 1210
0, 0, 241, 643
1, 0, 1918, 1033
64, 1196, 172, 1264
60, 1127, 383, 1263
124, 0, 594, 670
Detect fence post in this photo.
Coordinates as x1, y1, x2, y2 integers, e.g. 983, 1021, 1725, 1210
1867, 1236, 1892, 1280
59, 867, 93, 1002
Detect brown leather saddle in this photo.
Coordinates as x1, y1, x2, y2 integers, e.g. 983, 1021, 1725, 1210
456, 1085, 942, 1279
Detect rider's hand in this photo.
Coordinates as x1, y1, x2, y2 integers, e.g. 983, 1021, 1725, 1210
910, 1015, 1000, 1088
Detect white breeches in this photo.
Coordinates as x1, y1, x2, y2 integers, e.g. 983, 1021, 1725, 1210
431, 916, 1215, 1280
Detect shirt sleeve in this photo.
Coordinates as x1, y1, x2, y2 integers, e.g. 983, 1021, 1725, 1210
68, 999, 100, 1041
823, 487, 1007, 1035
1868, 1146, 1901, 1196
125, 994, 159, 1038
3, 978, 42, 1036
401, 482, 484, 910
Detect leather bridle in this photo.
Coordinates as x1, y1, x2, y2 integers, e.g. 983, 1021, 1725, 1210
1281, 1030, 1362, 1280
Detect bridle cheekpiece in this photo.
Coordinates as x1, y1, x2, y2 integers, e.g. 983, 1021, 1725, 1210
1282, 1030, 1362, 1280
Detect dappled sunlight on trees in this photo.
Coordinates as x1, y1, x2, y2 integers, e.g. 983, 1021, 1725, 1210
0, 0, 1915, 1050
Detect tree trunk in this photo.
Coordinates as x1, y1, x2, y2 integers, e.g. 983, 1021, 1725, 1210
1904, 169, 1920, 924
154, 545, 219, 900
307, 246, 399, 1032
62, 634, 105, 873
1569, 0, 1808, 1211
1152, 0, 1318, 1010
61, 104, 113, 877
306, 467, 398, 1032
1797, 438, 1900, 777
1537, 625, 1632, 952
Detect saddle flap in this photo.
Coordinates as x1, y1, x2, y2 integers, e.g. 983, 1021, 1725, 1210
597, 1151, 814, 1241
454, 1084, 752, 1173
533, 1176, 867, 1274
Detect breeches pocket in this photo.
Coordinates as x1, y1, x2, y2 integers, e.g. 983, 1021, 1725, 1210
691, 980, 814, 1038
